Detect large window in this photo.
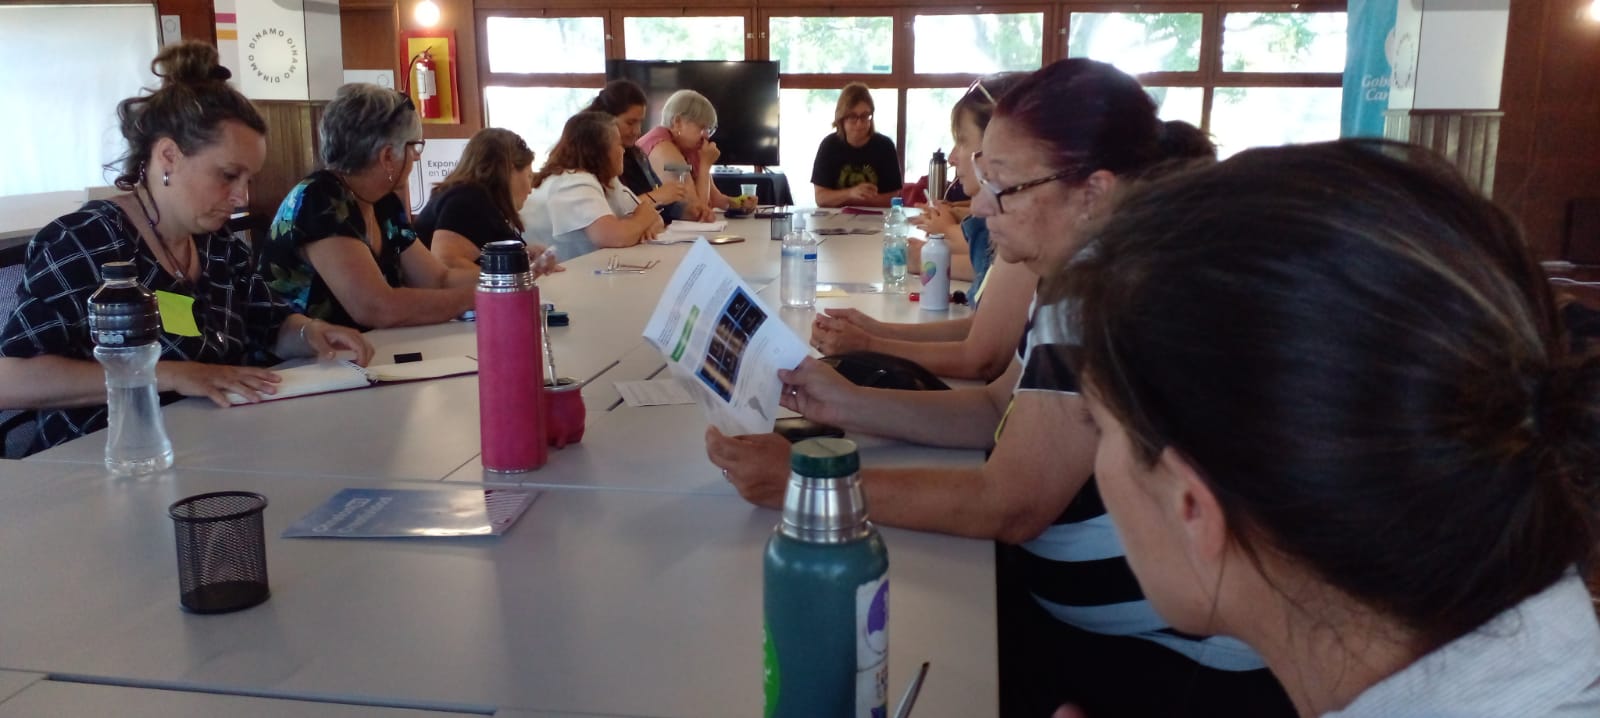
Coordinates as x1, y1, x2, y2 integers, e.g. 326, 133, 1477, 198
478, 3, 1347, 205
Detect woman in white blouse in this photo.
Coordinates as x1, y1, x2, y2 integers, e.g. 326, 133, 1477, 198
1061, 139, 1600, 717
521, 111, 663, 261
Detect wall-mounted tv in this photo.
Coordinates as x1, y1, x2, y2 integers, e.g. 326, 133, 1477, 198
606, 60, 780, 167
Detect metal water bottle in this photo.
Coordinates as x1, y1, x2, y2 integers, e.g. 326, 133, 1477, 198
89, 261, 173, 476
763, 438, 889, 718
920, 233, 951, 312
927, 149, 948, 205
475, 240, 547, 472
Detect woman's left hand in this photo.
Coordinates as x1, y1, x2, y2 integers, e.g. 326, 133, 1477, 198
910, 201, 958, 235
528, 244, 565, 276
305, 320, 375, 366
705, 426, 791, 509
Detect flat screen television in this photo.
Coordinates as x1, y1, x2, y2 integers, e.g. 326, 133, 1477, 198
606, 60, 780, 167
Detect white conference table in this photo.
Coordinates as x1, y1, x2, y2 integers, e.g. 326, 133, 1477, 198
0, 462, 996, 718
10, 210, 997, 716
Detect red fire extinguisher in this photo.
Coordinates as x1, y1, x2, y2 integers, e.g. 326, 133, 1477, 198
414, 48, 442, 120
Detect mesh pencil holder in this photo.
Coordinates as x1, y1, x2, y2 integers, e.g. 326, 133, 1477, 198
168, 491, 270, 614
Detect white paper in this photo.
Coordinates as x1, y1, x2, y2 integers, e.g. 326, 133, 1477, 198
226, 356, 477, 405
615, 379, 697, 407
666, 220, 727, 232
367, 355, 478, 382
642, 239, 810, 435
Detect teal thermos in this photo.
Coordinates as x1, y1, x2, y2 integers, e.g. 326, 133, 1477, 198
763, 438, 890, 718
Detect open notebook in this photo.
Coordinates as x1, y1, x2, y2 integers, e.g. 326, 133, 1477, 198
226, 356, 479, 405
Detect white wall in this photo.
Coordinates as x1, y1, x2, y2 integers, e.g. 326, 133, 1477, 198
1414, 0, 1510, 110
0, 5, 161, 197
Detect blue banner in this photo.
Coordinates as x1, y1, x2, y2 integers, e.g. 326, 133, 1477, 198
1341, 0, 1398, 137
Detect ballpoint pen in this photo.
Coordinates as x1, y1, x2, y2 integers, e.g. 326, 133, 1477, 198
892, 662, 930, 718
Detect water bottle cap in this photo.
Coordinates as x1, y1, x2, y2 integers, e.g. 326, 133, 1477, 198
790, 437, 860, 478
928, 233, 945, 242
890, 197, 903, 208
101, 261, 138, 282
932, 149, 946, 162
792, 213, 806, 230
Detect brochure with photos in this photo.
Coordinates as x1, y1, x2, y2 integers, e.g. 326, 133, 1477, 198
283, 488, 539, 538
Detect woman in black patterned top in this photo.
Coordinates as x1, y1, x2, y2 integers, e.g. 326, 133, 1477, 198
0, 43, 372, 452
260, 84, 477, 330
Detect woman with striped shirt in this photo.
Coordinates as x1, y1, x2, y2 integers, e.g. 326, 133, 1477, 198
707, 58, 1292, 716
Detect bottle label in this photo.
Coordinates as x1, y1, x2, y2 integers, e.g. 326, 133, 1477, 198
803, 253, 817, 262
855, 574, 889, 718
763, 621, 781, 718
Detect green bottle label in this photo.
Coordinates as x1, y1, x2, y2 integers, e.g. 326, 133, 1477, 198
763, 621, 780, 718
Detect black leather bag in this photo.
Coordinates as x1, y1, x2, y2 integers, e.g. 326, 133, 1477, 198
819, 351, 951, 391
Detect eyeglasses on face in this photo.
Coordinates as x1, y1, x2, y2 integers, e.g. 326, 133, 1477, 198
970, 151, 1079, 214
404, 139, 426, 158
841, 112, 874, 124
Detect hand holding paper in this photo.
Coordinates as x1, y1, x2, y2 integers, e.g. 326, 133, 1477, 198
641, 239, 809, 435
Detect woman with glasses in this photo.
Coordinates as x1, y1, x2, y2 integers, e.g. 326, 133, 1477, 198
811, 82, 903, 208
708, 59, 1289, 717
0, 43, 373, 454
413, 127, 559, 275
523, 111, 665, 262
814, 73, 1032, 382
636, 90, 751, 223
261, 84, 477, 330
1066, 140, 1600, 717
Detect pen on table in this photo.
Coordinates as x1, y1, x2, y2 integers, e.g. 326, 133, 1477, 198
891, 661, 930, 718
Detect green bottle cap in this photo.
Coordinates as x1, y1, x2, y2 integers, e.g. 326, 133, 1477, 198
789, 437, 860, 478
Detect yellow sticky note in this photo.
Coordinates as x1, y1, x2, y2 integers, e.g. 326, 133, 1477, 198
154, 290, 201, 337
815, 288, 850, 298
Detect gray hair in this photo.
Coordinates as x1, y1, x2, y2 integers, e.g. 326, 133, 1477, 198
319, 83, 422, 173
660, 90, 717, 129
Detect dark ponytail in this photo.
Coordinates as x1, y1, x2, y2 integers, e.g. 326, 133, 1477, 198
586, 79, 648, 117
112, 42, 267, 189
1062, 139, 1599, 652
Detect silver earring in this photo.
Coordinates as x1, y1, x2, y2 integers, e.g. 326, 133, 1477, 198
162, 170, 170, 187
386, 173, 393, 184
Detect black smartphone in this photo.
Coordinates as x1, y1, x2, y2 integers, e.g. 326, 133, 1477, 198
774, 417, 846, 443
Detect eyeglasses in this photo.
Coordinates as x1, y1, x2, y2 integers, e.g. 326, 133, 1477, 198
965, 77, 996, 105
388, 94, 416, 127
700, 124, 718, 137
404, 139, 426, 158
970, 151, 1079, 214
841, 112, 874, 124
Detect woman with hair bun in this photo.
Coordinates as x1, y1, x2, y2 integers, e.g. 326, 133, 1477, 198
1066, 139, 1600, 717
0, 42, 372, 454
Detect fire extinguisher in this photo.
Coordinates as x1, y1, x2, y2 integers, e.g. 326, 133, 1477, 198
414, 49, 442, 120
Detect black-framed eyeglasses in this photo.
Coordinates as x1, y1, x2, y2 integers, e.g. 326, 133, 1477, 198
841, 112, 874, 123
404, 139, 427, 158
971, 151, 1079, 214
388, 93, 416, 126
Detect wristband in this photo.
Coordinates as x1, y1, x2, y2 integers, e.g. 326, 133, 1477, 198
299, 319, 316, 345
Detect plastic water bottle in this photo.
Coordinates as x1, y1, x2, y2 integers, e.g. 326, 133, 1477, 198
882, 198, 909, 290
780, 213, 818, 308
476, 240, 547, 473
88, 261, 173, 476
763, 438, 889, 718
921, 232, 951, 312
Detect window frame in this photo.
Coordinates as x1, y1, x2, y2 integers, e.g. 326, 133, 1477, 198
476, 1, 1349, 171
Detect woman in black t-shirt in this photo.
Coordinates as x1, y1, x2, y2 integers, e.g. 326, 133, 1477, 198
414, 128, 557, 274
811, 82, 903, 208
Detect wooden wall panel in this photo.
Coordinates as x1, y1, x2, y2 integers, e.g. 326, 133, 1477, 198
156, 0, 216, 45
342, 6, 399, 70
248, 101, 325, 234
1495, 0, 1600, 261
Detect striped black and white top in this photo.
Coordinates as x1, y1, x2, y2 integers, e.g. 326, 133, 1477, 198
1004, 297, 1265, 672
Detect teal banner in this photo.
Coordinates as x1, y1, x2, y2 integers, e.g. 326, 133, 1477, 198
1341, 0, 1398, 137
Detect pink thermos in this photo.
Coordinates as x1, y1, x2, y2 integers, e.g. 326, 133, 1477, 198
476, 240, 547, 472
